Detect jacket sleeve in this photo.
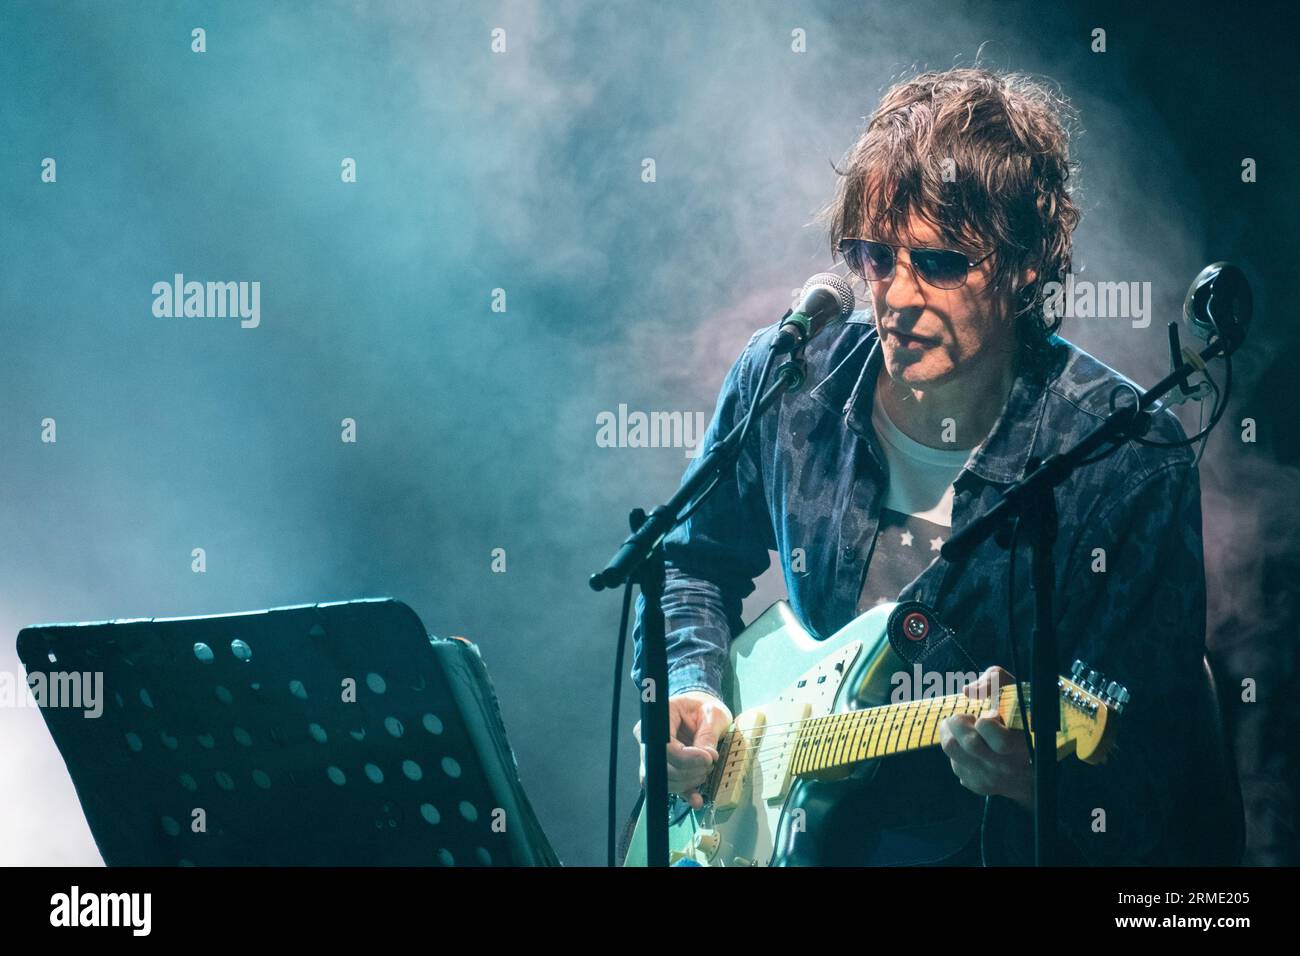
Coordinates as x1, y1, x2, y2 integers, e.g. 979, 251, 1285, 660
981, 453, 1207, 865
630, 330, 775, 700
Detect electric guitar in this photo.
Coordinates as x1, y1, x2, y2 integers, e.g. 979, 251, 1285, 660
624, 599, 1128, 866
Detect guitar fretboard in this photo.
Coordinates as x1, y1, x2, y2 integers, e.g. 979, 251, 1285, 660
791, 685, 1022, 776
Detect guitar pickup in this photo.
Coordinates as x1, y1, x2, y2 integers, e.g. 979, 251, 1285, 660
711, 711, 766, 811
762, 701, 812, 801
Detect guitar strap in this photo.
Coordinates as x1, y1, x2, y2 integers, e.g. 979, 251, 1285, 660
885, 601, 981, 675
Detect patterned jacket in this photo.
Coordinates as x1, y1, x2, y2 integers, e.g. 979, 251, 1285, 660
632, 311, 1208, 865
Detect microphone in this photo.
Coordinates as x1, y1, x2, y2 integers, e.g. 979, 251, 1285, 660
1183, 261, 1252, 355
771, 272, 855, 354
1164, 261, 1252, 408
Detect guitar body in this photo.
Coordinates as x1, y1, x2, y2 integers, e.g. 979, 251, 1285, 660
623, 599, 1123, 866
624, 600, 904, 867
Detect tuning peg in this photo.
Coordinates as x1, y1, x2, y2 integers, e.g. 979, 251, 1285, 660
1071, 660, 1086, 681
1100, 681, 1130, 712
1085, 669, 1100, 691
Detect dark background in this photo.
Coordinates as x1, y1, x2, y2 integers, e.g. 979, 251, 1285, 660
1, 0, 1295, 865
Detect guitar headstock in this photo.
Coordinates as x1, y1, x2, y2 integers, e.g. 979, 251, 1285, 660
1005, 659, 1128, 764
1057, 660, 1128, 763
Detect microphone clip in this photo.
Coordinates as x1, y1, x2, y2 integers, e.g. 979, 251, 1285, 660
1161, 322, 1213, 408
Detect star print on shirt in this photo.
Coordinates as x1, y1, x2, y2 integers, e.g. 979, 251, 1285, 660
929, 536, 945, 552
857, 508, 951, 617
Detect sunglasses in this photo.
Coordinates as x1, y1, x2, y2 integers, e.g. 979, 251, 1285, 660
837, 238, 993, 290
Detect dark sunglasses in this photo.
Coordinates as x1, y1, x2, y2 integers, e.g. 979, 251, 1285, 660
837, 238, 993, 290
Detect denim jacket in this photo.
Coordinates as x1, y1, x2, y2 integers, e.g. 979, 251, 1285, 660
631, 310, 1208, 866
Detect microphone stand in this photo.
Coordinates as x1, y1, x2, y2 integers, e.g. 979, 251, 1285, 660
590, 354, 807, 867
940, 332, 1233, 866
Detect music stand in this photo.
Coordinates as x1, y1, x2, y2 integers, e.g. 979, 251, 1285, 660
16, 597, 559, 866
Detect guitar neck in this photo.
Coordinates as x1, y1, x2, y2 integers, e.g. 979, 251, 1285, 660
791, 685, 1023, 776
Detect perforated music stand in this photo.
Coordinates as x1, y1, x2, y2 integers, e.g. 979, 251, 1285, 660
16, 598, 560, 866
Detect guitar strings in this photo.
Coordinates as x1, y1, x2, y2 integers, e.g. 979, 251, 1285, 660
692, 701, 994, 793
701, 694, 1077, 792
692, 691, 1024, 791
714, 713, 970, 776
686, 685, 1086, 802
673, 676, 1090, 804
702, 691, 1012, 753
707, 691, 1008, 743
714, 693, 1006, 749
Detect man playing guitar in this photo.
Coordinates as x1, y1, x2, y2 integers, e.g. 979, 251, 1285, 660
631, 67, 1207, 865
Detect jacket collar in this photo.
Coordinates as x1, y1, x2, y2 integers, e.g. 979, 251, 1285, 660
808, 317, 1054, 487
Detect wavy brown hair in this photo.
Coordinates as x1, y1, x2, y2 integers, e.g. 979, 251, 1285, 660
821, 67, 1081, 368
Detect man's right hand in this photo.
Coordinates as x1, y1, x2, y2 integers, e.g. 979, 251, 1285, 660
632, 690, 734, 810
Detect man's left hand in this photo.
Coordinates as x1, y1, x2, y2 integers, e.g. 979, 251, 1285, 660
938, 665, 1033, 810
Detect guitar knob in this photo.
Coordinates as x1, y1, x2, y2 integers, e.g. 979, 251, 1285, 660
692, 829, 721, 861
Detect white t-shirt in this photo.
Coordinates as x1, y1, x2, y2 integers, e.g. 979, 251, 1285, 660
856, 396, 971, 613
